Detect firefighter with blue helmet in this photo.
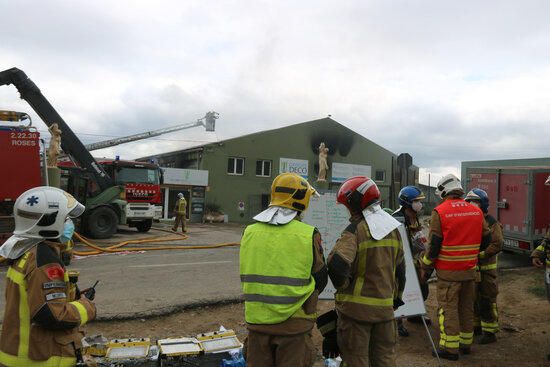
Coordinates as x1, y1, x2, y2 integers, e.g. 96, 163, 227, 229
465, 188, 503, 345
392, 186, 430, 337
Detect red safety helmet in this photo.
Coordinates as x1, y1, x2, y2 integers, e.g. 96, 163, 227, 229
337, 176, 381, 213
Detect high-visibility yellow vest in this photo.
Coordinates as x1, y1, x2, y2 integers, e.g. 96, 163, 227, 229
176, 198, 187, 215
240, 220, 315, 324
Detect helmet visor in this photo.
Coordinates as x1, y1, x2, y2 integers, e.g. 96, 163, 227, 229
68, 202, 85, 218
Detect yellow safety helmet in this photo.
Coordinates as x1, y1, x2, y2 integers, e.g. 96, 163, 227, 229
269, 173, 318, 212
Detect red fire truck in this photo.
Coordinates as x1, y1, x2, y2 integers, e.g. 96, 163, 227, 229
0, 112, 45, 243
59, 158, 163, 232
464, 165, 550, 254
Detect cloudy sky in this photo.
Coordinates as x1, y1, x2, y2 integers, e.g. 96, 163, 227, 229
1, 0, 549, 184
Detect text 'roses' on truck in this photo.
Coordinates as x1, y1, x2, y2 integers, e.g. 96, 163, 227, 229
0, 67, 127, 240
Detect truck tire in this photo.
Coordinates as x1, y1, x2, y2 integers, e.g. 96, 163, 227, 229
85, 206, 118, 239
135, 219, 152, 233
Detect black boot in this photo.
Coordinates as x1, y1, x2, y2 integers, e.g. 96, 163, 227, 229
474, 326, 482, 336
478, 332, 497, 344
432, 349, 459, 361
459, 347, 471, 355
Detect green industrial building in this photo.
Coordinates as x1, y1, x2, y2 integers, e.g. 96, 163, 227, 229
139, 117, 418, 223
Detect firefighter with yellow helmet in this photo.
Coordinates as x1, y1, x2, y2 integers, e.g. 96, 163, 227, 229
240, 173, 327, 367
0, 186, 96, 367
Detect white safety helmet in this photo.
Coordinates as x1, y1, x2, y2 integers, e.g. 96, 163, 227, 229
435, 174, 464, 199
13, 186, 85, 239
178, 193, 184, 198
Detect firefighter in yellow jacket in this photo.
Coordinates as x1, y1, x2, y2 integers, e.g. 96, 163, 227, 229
531, 227, 550, 301
0, 187, 96, 367
421, 175, 491, 361
465, 188, 504, 344
240, 173, 327, 367
172, 192, 187, 233
325, 176, 405, 367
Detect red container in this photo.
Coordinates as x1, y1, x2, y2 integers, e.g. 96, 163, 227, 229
466, 166, 550, 253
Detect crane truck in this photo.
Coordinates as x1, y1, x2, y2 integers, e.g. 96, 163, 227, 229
0, 67, 126, 239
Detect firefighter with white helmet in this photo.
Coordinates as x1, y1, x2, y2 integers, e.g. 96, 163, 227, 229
421, 175, 491, 360
322, 176, 405, 366
0, 186, 96, 367
172, 192, 187, 233
465, 188, 503, 344
240, 173, 327, 367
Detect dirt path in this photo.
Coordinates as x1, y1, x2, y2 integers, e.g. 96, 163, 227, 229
80, 268, 549, 366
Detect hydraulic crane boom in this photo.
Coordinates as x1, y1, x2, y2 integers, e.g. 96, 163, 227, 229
0, 67, 115, 191
84, 111, 218, 151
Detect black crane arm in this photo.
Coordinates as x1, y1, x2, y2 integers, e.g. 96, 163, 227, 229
0, 67, 114, 191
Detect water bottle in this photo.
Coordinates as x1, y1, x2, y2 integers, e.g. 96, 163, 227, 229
220, 350, 246, 367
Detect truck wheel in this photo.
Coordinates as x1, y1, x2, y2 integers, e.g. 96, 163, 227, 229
85, 206, 118, 239
135, 219, 152, 233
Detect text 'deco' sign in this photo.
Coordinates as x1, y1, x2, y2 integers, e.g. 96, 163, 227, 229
279, 158, 309, 179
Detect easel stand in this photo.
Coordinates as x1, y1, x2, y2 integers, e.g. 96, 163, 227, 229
420, 314, 442, 367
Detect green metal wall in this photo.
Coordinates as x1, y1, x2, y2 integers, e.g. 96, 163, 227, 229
200, 118, 406, 223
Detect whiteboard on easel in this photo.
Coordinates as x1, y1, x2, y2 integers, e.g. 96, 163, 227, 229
302, 192, 426, 318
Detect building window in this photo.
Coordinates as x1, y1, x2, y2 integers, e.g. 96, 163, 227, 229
256, 160, 272, 177
227, 157, 245, 175
375, 169, 385, 182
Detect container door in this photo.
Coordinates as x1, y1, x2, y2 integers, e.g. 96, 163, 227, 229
467, 172, 498, 218
498, 173, 529, 238
533, 172, 550, 237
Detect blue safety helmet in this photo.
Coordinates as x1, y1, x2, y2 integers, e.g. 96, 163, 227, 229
465, 188, 489, 213
398, 186, 426, 208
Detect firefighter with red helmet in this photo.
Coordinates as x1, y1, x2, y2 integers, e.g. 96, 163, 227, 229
465, 188, 503, 344
421, 174, 491, 361
392, 186, 430, 337
322, 176, 405, 367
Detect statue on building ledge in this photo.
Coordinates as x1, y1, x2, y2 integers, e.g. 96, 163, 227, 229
317, 142, 329, 182
47, 123, 62, 167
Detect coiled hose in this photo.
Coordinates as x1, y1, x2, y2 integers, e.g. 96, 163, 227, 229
72, 228, 240, 256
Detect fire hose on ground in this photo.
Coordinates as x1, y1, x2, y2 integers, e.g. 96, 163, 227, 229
72, 228, 240, 256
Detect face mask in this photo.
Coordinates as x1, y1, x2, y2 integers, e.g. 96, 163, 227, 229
412, 201, 423, 213
59, 219, 75, 244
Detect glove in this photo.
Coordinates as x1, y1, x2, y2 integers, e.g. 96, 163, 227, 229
478, 251, 486, 259
393, 298, 405, 310
316, 310, 339, 358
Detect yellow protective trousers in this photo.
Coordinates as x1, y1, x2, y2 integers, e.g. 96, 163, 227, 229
436, 279, 475, 354
474, 270, 499, 334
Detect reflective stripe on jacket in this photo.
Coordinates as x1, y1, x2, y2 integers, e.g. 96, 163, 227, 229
240, 220, 315, 324
434, 199, 483, 271
0, 242, 96, 367
332, 220, 404, 323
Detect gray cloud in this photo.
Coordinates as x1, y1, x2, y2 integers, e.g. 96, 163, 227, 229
1, 0, 549, 182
